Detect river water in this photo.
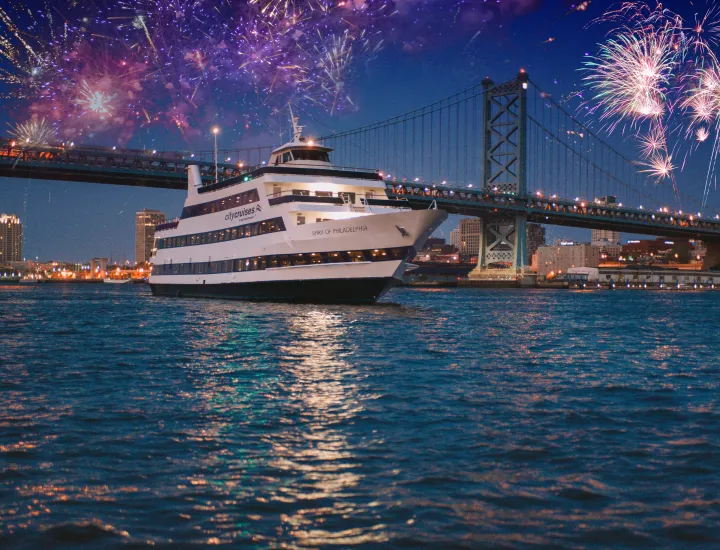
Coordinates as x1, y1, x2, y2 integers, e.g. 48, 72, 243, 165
1, 285, 719, 548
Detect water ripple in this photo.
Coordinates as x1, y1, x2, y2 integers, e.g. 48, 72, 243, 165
1, 285, 719, 548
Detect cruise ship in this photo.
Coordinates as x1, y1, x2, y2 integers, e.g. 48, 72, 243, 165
149, 117, 447, 303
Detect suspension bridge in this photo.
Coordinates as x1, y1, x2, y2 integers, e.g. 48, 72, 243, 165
2, 71, 720, 272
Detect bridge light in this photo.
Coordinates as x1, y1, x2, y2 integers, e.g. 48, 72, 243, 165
190, 154, 195, 158
574, 197, 579, 201
536, 191, 542, 197
308, 140, 314, 146
112, 146, 116, 150
212, 127, 220, 135
414, 177, 419, 182
152, 150, 157, 154
580, 202, 586, 208
442, 180, 447, 185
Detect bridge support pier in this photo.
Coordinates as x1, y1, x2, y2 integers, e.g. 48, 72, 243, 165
703, 243, 720, 271
468, 214, 535, 286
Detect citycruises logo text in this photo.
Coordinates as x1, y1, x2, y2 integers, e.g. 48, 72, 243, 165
225, 204, 261, 222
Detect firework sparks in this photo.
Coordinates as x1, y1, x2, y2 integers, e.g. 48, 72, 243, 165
638, 124, 667, 158
8, 118, 57, 146
77, 81, 118, 116
641, 154, 675, 182
585, 1, 720, 206
584, 30, 676, 128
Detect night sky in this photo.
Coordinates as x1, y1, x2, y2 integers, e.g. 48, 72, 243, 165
1, 0, 718, 262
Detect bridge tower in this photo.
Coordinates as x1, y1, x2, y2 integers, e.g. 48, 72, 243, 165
469, 71, 534, 285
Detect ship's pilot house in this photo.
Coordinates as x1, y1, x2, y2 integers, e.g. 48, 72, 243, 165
269, 114, 332, 167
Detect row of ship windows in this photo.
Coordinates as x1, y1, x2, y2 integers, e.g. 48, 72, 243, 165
181, 189, 260, 219
157, 217, 285, 249
153, 247, 413, 276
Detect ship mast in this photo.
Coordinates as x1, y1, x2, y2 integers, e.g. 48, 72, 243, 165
288, 103, 304, 143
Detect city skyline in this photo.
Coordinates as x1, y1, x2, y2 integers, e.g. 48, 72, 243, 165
2, 0, 720, 260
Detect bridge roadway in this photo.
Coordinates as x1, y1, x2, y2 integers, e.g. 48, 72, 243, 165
2, 138, 720, 244
386, 184, 720, 244
0, 140, 238, 189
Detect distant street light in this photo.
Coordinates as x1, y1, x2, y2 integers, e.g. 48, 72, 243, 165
212, 126, 220, 184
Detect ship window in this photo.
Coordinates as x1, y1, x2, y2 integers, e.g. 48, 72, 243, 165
292, 149, 329, 162
348, 251, 365, 262
297, 216, 306, 225
315, 191, 332, 197
310, 253, 323, 264
272, 185, 281, 197
283, 152, 292, 163
266, 256, 278, 268
292, 189, 310, 196
231, 228, 238, 239
294, 254, 308, 266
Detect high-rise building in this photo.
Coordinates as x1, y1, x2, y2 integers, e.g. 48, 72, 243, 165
0, 214, 22, 263
591, 229, 621, 245
457, 218, 482, 259
135, 209, 165, 264
527, 223, 546, 259
537, 242, 601, 278
449, 228, 461, 250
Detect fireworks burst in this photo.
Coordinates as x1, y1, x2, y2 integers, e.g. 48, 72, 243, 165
77, 81, 118, 116
585, 1, 720, 207
641, 154, 675, 183
8, 118, 57, 146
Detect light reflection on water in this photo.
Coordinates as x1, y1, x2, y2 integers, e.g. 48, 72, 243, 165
1, 286, 719, 548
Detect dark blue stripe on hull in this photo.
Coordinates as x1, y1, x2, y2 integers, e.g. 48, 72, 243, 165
150, 277, 398, 304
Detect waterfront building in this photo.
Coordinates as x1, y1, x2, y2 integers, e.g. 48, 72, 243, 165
0, 213, 22, 263
690, 240, 706, 262
450, 228, 461, 250
537, 242, 601, 278
457, 218, 482, 260
622, 237, 692, 264
591, 229, 621, 244
527, 223, 546, 259
91, 257, 109, 276
135, 209, 165, 264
